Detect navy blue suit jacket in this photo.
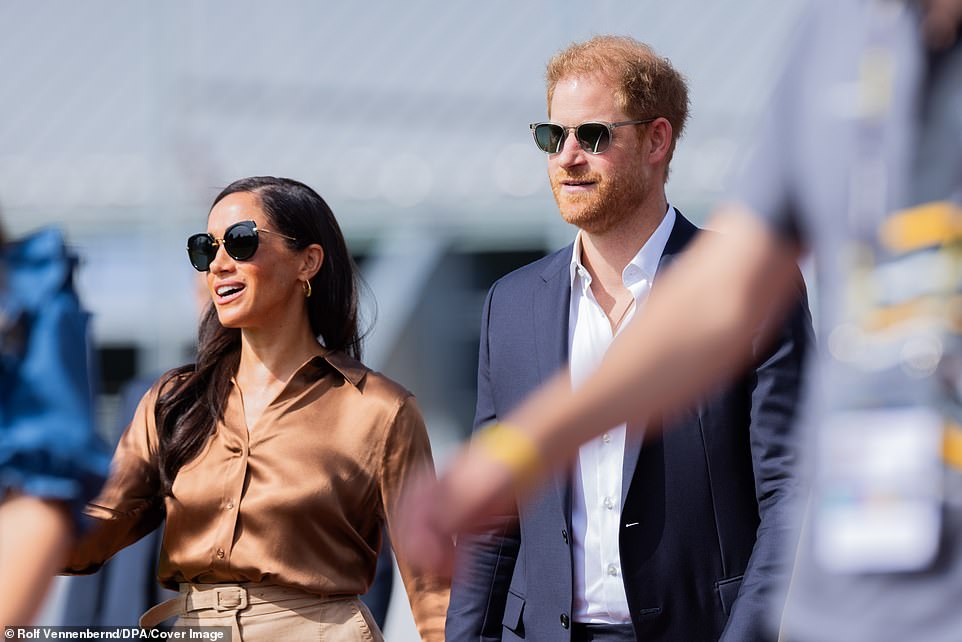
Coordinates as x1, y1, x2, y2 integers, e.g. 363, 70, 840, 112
445, 212, 813, 642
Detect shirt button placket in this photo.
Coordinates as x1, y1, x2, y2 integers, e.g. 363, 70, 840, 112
216, 441, 249, 570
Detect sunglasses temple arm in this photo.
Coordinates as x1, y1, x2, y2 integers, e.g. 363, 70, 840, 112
259, 228, 298, 242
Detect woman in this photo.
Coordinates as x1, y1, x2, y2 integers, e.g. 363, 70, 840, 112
0, 219, 108, 628
66, 177, 449, 641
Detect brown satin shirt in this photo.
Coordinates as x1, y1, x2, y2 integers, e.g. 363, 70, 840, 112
66, 351, 449, 641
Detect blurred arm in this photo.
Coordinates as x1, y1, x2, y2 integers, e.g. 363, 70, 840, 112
0, 493, 73, 628
439, 208, 804, 532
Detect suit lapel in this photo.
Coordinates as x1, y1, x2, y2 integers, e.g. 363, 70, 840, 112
622, 427, 643, 506
655, 209, 698, 277
622, 210, 700, 506
533, 247, 574, 520
533, 249, 571, 383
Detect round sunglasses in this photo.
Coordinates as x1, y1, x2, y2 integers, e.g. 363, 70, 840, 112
529, 118, 657, 155
186, 220, 297, 272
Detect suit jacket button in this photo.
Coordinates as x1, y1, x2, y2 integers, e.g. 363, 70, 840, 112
560, 613, 570, 629
562, 528, 569, 544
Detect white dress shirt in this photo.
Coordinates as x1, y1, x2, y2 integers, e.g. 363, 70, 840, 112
569, 205, 676, 624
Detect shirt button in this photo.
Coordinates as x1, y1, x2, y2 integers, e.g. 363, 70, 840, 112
602, 433, 611, 444
607, 564, 618, 577
560, 613, 570, 629
216, 548, 225, 559
604, 496, 614, 510
225, 500, 234, 510
562, 528, 569, 545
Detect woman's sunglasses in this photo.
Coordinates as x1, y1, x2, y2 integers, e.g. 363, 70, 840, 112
529, 118, 657, 154
186, 220, 297, 272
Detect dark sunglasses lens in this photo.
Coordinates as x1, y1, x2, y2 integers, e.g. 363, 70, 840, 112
224, 223, 258, 261
187, 234, 215, 272
534, 124, 565, 153
576, 123, 611, 153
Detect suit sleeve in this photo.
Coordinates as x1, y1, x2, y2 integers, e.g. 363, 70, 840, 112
446, 282, 522, 642
719, 276, 814, 642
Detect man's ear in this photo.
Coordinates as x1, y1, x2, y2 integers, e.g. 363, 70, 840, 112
299, 244, 324, 281
646, 117, 673, 166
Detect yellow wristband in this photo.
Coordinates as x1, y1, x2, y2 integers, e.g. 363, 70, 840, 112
472, 422, 544, 489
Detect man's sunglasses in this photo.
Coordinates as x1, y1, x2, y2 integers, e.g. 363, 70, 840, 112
186, 220, 297, 272
529, 118, 657, 154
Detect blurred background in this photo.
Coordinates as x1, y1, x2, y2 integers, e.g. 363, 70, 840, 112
1, 0, 805, 637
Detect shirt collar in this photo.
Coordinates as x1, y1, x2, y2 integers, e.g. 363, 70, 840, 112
315, 350, 367, 388
568, 232, 589, 292
568, 204, 677, 292
229, 348, 367, 390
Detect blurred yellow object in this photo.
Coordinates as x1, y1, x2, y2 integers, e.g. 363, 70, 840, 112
863, 295, 962, 333
944, 422, 962, 472
880, 202, 962, 253
863, 296, 935, 331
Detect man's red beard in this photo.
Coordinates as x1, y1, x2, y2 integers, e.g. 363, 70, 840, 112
550, 166, 651, 235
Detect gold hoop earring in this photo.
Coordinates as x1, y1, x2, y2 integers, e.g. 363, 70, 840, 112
302, 280, 312, 298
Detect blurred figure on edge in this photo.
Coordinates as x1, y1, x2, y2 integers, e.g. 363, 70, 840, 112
63, 177, 449, 641
445, 36, 811, 642
402, 2, 962, 642
0, 214, 109, 629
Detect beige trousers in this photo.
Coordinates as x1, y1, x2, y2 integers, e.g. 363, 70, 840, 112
141, 582, 384, 642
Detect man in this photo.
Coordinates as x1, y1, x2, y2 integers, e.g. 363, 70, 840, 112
444, 36, 812, 642
405, 3, 962, 641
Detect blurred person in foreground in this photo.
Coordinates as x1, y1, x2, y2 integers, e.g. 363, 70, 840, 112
401, 2, 962, 641
0, 217, 109, 628
63, 177, 450, 641
444, 36, 812, 642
